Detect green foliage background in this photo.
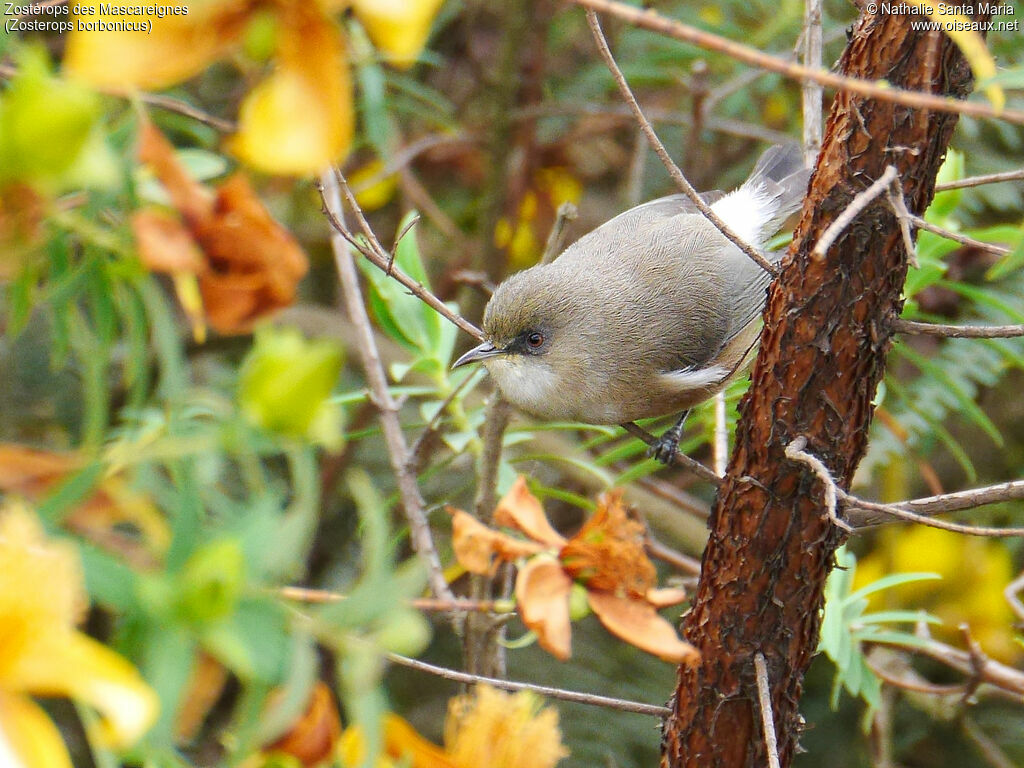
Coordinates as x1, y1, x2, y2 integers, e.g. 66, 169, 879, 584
1, 1, 1023, 767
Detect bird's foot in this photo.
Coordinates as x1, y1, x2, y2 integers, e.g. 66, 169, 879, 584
647, 433, 680, 465
646, 410, 690, 466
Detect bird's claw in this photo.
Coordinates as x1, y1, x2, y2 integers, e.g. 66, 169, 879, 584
647, 434, 679, 465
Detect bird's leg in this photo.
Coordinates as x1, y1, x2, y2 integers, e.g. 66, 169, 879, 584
648, 410, 690, 465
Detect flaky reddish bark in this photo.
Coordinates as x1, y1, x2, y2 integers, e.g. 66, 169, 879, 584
661, 11, 983, 768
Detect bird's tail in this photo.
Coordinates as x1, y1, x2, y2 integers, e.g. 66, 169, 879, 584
741, 143, 812, 239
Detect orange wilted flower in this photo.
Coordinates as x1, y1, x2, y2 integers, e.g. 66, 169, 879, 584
449, 478, 699, 665
133, 121, 309, 336
264, 682, 343, 767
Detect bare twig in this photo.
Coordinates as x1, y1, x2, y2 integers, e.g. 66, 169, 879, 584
636, 476, 711, 520
962, 717, 1018, 768
572, 0, 1024, 125
513, 101, 795, 145
812, 167, 900, 260
276, 586, 507, 613
754, 653, 782, 768
385, 652, 672, 717
784, 437, 852, 532
887, 184, 920, 268
906, 213, 1011, 256
843, 479, 1024, 532
138, 93, 236, 132
713, 391, 729, 477
935, 169, 1024, 191
619, 422, 722, 485
540, 202, 579, 265
844, 493, 1024, 537
800, 0, 823, 163
406, 369, 483, 472
865, 635, 1024, 700
1004, 571, 1024, 623
893, 319, 1024, 339
864, 650, 969, 696
585, 9, 779, 276
317, 172, 484, 342
645, 535, 702, 576
321, 170, 455, 602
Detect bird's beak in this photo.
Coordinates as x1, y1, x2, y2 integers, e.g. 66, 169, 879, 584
452, 341, 500, 369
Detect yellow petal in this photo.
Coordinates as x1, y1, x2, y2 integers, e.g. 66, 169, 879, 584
6, 631, 158, 748
444, 686, 568, 768
493, 476, 566, 548
229, 7, 353, 175
514, 556, 573, 661
0, 692, 73, 768
63, 3, 250, 90
351, 0, 445, 68
586, 591, 700, 666
383, 713, 460, 768
0, 505, 84, 681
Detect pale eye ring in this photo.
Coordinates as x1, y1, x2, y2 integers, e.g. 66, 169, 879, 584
526, 332, 545, 349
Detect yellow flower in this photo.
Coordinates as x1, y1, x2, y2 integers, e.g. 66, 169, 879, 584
339, 685, 567, 768
854, 526, 1020, 662
351, 0, 446, 68
63, 1, 449, 176
0, 504, 158, 767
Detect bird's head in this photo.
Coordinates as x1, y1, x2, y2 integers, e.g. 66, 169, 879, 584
453, 266, 585, 419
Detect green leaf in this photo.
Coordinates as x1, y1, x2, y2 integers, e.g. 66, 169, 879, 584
985, 220, 1024, 281
202, 599, 290, 682
359, 212, 443, 358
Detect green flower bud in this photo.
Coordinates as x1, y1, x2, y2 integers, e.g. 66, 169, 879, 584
239, 327, 345, 449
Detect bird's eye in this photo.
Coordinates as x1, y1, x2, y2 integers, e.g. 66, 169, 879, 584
526, 332, 545, 349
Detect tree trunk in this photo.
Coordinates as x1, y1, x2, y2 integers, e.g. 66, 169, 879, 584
661, 10, 985, 768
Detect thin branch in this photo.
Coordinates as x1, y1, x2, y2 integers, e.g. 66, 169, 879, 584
585, 9, 779, 276
713, 391, 729, 477
320, 170, 455, 602
512, 101, 796, 145
572, 0, 1024, 125
962, 717, 1018, 768
865, 650, 970, 696
812, 167, 900, 260
276, 586, 506, 613
893, 319, 1024, 339
843, 479, 1024, 529
406, 368, 483, 472
754, 653, 782, 768
844, 493, 1024, 537
138, 93, 236, 132
540, 202, 579, 265
385, 652, 672, 717
1004, 571, 1024, 623
317, 173, 484, 342
636, 476, 711, 520
866, 634, 1024, 700
0, 63, 237, 132
784, 437, 852, 532
800, 0, 824, 163
645, 534, 702, 576
935, 169, 1024, 191
619, 422, 722, 485
906, 213, 1011, 256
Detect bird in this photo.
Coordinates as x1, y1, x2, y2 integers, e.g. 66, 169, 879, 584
453, 143, 811, 463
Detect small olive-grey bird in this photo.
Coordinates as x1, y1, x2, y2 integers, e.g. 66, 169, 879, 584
453, 144, 811, 462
